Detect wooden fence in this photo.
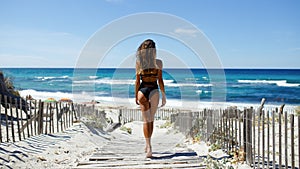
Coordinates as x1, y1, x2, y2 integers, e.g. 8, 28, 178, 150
0, 94, 77, 143
118, 102, 299, 169
120, 107, 178, 124
2, 93, 298, 168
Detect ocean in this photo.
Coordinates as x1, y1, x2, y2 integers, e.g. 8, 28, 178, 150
1, 68, 299, 108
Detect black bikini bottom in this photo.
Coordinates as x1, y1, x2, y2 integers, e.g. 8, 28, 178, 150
138, 82, 158, 100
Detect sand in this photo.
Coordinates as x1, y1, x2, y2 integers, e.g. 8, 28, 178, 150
1, 100, 297, 168
0, 122, 105, 168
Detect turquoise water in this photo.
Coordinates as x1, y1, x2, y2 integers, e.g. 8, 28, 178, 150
1, 68, 299, 105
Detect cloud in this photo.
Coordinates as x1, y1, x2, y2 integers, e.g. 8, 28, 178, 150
173, 28, 198, 37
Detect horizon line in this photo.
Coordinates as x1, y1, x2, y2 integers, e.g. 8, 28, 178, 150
1, 67, 300, 70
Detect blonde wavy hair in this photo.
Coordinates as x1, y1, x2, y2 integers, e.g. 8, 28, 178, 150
136, 39, 158, 73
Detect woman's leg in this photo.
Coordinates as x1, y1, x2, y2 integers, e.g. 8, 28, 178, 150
137, 91, 152, 157
148, 90, 159, 137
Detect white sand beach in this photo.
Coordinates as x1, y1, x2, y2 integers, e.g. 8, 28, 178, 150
0, 102, 257, 169
1, 98, 298, 168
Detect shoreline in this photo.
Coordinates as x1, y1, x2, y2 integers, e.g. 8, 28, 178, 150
19, 89, 297, 113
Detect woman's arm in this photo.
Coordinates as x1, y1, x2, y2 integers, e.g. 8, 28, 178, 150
156, 59, 166, 107
135, 61, 141, 105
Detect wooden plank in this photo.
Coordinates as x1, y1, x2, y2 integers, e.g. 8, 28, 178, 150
34, 100, 37, 135
230, 110, 234, 150
19, 97, 25, 139
262, 109, 265, 169
15, 98, 21, 141
56, 102, 59, 132
246, 107, 253, 165
291, 114, 295, 169
279, 107, 282, 169
38, 101, 44, 134
63, 104, 67, 130
267, 110, 270, 169
29, 100, 33, 136
45, 102, 49, 134
279, 104, 285, 169
298, 115, 300, 169
0, 95, 2, 143
60, 102, 63, 131
252, 107, 255, 167
22, 98, 30, 138
20, 113, 38, 132
71, 103, 74, 125
9, 97, 15, 142
243, 108, 246, 156
258, 98, 265, 168
75, 158, 205, 169
49, 103, 52, 133
258, 107, 261, 168
3, 96, 8, 144
272, 110, 276, 169
78, 158, 202, 166
235, 108, 238, 151
89, 156, 124, 161
238, 109, 241, 149
285, 111, 288, 169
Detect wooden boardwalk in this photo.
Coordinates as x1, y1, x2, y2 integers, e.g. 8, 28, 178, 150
74, 121, 205, 169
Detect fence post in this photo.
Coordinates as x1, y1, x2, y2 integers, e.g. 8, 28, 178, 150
4, 95, 9, 142
38, 100, 44, 134
0, 95, 2, 143
45, 102, 49, 134
279, 104, 285, 169
50, 103, 54, 133
291, 114, 295, 169
29, 100, 33, 136
267, 110, 270, 169
257, 98, 265, 168
71, 103, 74, 125
272, 110, 276, 169
60, 102, 63, 131
298, 114, 300, 169
284, 110, 288, 169
34, 100, 37, 135
189, 111, 194, 137
15, 98, 21, 141
19, 98, 25, 139
244, 107, 253, 165
238, 109, 241, 150
9, 97, 15, 142
56, 102, 59, 132
252, 107, 256, 167
243, 108, 246, 154
262, 109, 265, 169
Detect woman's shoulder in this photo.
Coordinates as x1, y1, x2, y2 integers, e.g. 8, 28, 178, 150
156, 59, 163, 68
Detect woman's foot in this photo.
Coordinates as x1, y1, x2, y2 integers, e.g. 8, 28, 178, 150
145, 146, 152, 158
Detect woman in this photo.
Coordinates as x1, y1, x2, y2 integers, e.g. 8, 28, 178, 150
135, 39, 166, 158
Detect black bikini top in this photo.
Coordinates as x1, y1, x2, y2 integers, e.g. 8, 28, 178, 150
140, 68, 158, 80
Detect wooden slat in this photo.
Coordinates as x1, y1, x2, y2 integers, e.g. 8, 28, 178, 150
285, 111, 288, 169
279, 107, 282, 169
267, 110, 270, 169
298, 115, 300, 169
262, 109, 265, 169
0, 95, 2, 142
291, 114, 295, 169
272, 110, 276, 169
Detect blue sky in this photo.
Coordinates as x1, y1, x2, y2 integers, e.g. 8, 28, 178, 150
0, 0, 299, 68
